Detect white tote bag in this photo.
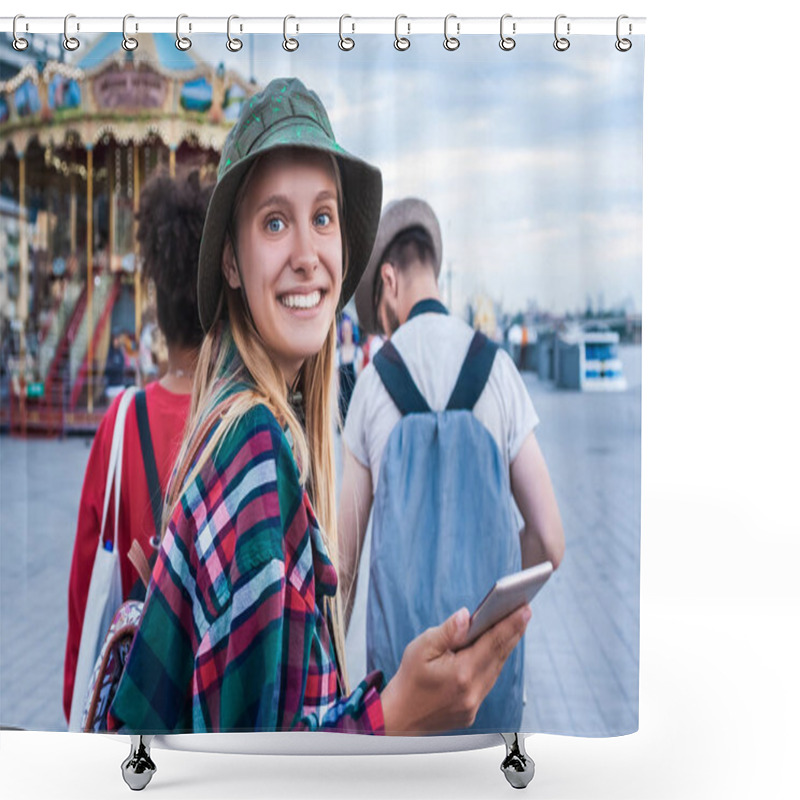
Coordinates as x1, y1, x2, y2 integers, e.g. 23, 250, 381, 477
68, 387, 136, 731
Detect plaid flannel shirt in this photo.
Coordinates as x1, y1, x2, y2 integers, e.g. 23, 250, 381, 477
108, 401, 384, 734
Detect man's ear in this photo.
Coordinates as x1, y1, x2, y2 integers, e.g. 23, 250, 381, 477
380, 262, 397, 298
222, 238, 242, 289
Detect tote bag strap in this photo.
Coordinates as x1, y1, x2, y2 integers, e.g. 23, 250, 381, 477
68, 387, 135, 730
99, 387, 136, 554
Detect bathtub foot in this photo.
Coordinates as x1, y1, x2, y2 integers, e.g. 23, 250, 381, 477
500, 733, 534, 789
121, 735, 156, 791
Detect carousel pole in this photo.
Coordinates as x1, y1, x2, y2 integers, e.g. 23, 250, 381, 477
133, 144, 141, 340
169, 144, 176, 178
16, 151, 28, 332
16, 150, 28, 434
70, 171, 77, 257
86, 145, 94, 414
109, 145, 116, 270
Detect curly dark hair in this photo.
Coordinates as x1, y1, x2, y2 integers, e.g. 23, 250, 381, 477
136, 168, 214, 349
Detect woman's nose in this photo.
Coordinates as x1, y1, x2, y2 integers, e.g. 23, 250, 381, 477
291, 225, 318, 273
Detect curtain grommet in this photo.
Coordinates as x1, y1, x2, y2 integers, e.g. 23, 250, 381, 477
122, 14, 139, 51
615, 15, 633, 51
13, 15, 29, 51
499, 14, 516, 51
394, 15, 411, 51
226, 16, 243, 52
283, 15, 299, 52
175, 14, 192, 51
554, 14, 571, 51
63, 14, 80, 51
444, 14, 460, 51
339, 14, 355, 51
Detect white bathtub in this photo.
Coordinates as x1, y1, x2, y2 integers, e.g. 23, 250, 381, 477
114, 731, 534, 790
138, 731, 503, 756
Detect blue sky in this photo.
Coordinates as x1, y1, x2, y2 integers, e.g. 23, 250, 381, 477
69, 33, 644, 316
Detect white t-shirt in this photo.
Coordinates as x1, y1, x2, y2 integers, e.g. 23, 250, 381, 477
343, 311, 540, 490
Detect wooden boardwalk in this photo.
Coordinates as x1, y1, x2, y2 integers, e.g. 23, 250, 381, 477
0, 347, 640, 735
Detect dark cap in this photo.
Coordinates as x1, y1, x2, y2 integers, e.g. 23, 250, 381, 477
354, 197, 443, 334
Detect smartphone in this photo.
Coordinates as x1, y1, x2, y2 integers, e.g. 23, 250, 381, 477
458, 561, 553, 649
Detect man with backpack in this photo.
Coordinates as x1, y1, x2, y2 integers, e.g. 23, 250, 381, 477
338, 198, 565, 733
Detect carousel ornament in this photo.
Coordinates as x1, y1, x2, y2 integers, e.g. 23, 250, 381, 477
0, 30, 256, 434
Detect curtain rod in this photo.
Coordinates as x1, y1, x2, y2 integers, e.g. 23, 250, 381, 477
1, 16, 646, 37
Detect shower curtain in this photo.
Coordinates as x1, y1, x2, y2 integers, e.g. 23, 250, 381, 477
0, 27, 643, 739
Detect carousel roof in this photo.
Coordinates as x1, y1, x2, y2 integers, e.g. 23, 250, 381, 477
72, 32, 204, 74
0, 32, 253, 155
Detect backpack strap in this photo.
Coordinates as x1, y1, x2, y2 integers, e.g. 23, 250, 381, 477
134, 390, 163, 544
446, 332, 499, 411
373, 341, 431, 416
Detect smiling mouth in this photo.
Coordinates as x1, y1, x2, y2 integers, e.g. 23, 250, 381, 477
279, 290, 323, 310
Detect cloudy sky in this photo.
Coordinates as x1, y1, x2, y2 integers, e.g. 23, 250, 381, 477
73, 33, 644, 316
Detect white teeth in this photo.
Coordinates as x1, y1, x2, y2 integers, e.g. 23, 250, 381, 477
280, 291, 322, 310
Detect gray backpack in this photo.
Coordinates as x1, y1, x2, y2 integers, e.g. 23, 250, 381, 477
368, 331, 523, 733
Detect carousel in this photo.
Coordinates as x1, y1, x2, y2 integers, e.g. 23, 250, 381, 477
0, 33, 253, 435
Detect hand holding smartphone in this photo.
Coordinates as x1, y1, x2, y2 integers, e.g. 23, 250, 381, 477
457, 561, 553, 650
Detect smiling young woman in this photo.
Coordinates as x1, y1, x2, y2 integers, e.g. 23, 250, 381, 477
106, 78, 530, 737
222, 150, 344, 383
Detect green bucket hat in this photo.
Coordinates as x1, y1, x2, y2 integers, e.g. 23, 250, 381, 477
197, 77, 383, 332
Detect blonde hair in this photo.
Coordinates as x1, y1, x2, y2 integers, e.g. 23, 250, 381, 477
164, 150, 351, 692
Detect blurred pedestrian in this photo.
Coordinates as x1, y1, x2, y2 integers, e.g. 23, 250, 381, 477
138, 308, 159, 385
336, 314, 362, 426
63, 168, 214, 725
339, 197, 565, 732
103, 331, 126, 400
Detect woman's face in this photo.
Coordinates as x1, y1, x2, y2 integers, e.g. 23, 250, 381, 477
224, 150, 342, 382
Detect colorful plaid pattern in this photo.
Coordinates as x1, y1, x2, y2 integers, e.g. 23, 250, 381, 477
108, 402, 384, 734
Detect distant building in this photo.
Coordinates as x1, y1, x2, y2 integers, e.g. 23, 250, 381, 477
555, 325, 627, 391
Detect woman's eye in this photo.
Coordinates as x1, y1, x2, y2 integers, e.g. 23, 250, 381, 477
315, 212, 331, 227
266, 218, 284, 233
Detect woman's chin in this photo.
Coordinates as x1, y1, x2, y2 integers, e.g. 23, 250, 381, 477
283, 331, 331, 366
262, 302, 335, 371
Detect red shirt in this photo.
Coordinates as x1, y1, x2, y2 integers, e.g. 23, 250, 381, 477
63, 381, 191, 723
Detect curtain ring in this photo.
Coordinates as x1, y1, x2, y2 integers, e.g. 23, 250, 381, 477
122, 14, 138, 51
499, 14, 515, 51
554, 14, 570, 51
226, 15, 243, 52
394, 15, 410, 51
12, 15, 29, 51
63, 14, 80, 51
339, 15, 355, 51
615, 15, 632, 52
283, 15, 299, 52
444, 14, 460, 51
175, 14, 192, 51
